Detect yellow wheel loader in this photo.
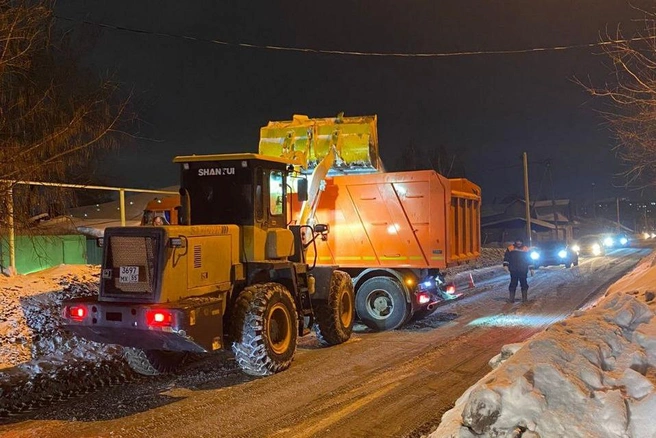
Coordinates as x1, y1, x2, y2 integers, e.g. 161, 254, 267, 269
63, 153, 355, 376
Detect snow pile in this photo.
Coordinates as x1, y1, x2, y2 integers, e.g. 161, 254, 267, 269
0, 265, 119, 369
432, 254, 656, 438
0, 266, 128, 415
447, 248, 506, 277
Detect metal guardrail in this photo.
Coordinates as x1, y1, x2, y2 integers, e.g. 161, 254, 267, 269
1, 179, 178, 272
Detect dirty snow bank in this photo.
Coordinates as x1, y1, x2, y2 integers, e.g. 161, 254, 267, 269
445, 248, 506, 288
446, 248, 505, 277
0, 266, 128, 416
431, 253, 656, 438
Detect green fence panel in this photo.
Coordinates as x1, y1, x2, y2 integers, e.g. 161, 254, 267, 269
85, 238, 103, 265
0, 235, 87, 274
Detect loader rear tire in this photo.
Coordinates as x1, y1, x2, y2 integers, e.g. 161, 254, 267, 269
231, 283, 298, 376
123, 348, 188, 376
356, 276, 410, 331
313, 270, 355, 346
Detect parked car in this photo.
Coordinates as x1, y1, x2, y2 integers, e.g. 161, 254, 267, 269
571, 235, 605, 257
532, 240, 579, 268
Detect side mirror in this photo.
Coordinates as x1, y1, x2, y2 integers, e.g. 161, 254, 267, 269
314, 224, 329, 240
297, 179, 308, 202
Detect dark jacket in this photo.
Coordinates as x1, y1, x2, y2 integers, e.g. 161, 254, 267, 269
503, 245, 533, 273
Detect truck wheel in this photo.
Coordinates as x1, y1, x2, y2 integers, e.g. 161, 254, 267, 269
123, 348, 188, 376
356, 277, 410, 331
313, 270, 355, 346
231, 283, 298, 376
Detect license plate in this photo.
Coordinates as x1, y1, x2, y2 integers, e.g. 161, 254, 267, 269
119, 266, 139, 283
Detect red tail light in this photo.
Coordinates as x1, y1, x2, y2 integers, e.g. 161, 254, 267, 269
417, 293, 431, 305
146, 310, 173, 327
446, 284, 456, 294
67, 305, 87, 322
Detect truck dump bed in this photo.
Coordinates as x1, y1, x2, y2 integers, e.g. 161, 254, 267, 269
295, 170, 481, 269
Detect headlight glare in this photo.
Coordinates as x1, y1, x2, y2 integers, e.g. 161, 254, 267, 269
558, 250, 567, 258
592, 243, 601, 256
530, 251, 540, 260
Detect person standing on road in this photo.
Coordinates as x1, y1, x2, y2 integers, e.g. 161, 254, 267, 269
503, 238, 534, 303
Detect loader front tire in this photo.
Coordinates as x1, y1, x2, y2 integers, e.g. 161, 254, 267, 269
231, 283, 298, 376
356, 276, 410, 331
123, 348, 188, 376
313, 270, 355, 346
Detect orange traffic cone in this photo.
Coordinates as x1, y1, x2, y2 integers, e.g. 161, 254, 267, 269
468, 273, 475, 289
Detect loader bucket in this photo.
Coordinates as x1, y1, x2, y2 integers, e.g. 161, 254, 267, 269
259, 114, 381, 173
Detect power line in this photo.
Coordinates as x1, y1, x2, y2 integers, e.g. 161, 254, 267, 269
55, 15, 656, 59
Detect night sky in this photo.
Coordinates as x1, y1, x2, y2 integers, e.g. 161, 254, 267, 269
56, 1, 655, 203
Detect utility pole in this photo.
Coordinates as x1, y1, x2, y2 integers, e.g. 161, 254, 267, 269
547, 160, 559, 240
616, 197, 621, 233
591, 183, 596, 218
7, 187, 15, 273
523, 152, 532, 247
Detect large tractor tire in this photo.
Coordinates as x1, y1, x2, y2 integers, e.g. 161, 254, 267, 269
123, 348, 188, 376
355, 276, 410, 331
313, 270, 355, 346
231, 283, 298, 376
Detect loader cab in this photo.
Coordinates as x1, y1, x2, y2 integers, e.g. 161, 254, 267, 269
174, 153, 291, 230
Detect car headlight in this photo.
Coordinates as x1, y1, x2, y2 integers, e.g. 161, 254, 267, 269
571, 244, 580, 253
592, 243, 601, 256
530, 251, 540, 260
558, 250, 567, 258
603, 237, 614, 247
620, 237, 628, 245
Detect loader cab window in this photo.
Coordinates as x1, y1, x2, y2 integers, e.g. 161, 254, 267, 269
183, 162, 253, 225
269, 170, 284, 216
255, 168, 264, 221
254, 168, 285, 228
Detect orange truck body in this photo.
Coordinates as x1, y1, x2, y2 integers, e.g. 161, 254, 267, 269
141, 196, 180, 225
293, 170, 481, 270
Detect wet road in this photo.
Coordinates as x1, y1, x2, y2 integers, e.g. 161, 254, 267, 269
0, 248, 649, 438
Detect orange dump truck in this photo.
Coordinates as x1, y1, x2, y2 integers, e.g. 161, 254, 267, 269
140, 114, 481, 331
290, 170, 481, 330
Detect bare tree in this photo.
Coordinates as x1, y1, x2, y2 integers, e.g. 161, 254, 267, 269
579, 10, 656, 188
0, 0, 134, 226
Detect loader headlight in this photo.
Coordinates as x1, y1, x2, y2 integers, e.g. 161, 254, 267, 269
571, 245, 580, 253
530, 251, 540, 260
603, 237, 614, 247
620, 237, 628, 245
558, 250, 567, 259
168, 237, 186, 248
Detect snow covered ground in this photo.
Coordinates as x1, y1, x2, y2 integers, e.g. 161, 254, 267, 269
431, 253, 656, 438
0, 265, 129, 416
